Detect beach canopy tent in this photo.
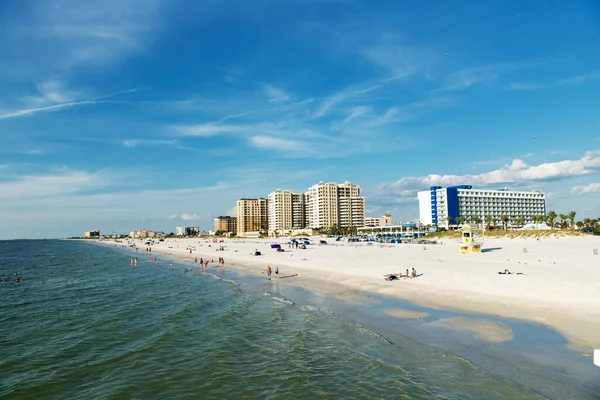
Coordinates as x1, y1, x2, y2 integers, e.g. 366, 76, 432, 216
320, 240, 327, 244
270, 244, 281, 249
303, 241, 310, 245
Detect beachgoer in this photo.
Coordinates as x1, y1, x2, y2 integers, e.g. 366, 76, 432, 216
275, 266, 279, 278
200, 258, 204, 266
411, 268, 417, 278
267, 265, 272, 280
405, 269, 409, 278
195, 257, 198, 264
16, 277, 23, 283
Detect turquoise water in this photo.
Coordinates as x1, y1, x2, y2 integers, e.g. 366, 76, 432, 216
0, 240, 593, 399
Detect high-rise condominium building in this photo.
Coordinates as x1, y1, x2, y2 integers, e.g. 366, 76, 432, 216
306, 181, 365, 229
213, 216, 237, 232
418, 185, 546, 229
236, 198, 269, 236
268, 190, 307, 233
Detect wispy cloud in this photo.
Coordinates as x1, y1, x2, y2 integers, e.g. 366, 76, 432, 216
173, 124, 241, 137
31, 0, 164, 68
26, 80, 81, 105
434, 61, 546, 92
571, 182, 600, 194
0, 82, 141, 120
312, 83, 382, 118
361, 36, 432, 79
180, 213, 202, 221
0, 100, 107, 120
263, 84, 291, 102
0, 170, 110, 200
343, 105, 370, 124
505, 71, 597, 91
122, 139, 180, 148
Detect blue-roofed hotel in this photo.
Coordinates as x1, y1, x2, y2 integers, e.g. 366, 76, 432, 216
418, 186, 546, 229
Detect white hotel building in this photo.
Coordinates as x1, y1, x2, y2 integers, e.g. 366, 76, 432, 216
418, 185, 546, 229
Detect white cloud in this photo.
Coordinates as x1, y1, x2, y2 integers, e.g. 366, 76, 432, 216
181, 213, 201, 221
0, 170, 109, 200
123, 140, 139, 147
263, 84, 291, 102
166, 214, 177, 220
374, 150, 600, 203
122, 138, 180, 148
248, 136, 304, 151
571, 182, 600, 194
173, 124, 239, 137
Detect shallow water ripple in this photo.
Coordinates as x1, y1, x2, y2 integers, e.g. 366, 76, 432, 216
0, 240, 553, 399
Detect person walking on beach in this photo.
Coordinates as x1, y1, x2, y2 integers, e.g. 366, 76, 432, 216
267, 265, 272, 280
200, 258, 204, 267
275, 266, 279, 279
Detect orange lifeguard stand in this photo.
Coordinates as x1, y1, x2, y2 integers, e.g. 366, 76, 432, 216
459, 224, 482, 254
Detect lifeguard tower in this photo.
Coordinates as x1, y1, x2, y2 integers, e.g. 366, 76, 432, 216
459, 224, 483, 254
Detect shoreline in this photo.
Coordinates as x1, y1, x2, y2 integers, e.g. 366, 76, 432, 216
95, 235, 600, 354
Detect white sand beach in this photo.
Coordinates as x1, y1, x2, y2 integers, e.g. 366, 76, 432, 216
106, 235, 600, 352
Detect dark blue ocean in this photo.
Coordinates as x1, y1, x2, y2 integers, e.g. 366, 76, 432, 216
1, 240, 598, 399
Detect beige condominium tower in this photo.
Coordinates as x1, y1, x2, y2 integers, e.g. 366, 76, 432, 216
268, 189, 307, 234
213, 216, 237, 233
306, 181, 365, 229
236, 198, 269, 237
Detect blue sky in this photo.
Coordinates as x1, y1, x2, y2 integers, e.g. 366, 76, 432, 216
1, 0, 599, 239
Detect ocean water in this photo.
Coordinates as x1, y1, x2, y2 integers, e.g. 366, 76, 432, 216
0, 240, 594, 399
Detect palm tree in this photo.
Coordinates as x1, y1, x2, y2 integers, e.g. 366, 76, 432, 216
500, 215, 509, 231
546, 210, 558, 230
559, 213, 568, 229
517, 216, 525, 227
446, 216, 454, 230
485, 216, 494, 230
473, 216, 482, 227
567, 211, 576, 229
576, 221, 584, 229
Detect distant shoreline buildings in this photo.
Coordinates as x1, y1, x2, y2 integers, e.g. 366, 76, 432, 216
98, 182, 551, 238
83, 229, 100, 238
234, 181, 367, 237
129, 229, 164, 239
176, 226, 200, 236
